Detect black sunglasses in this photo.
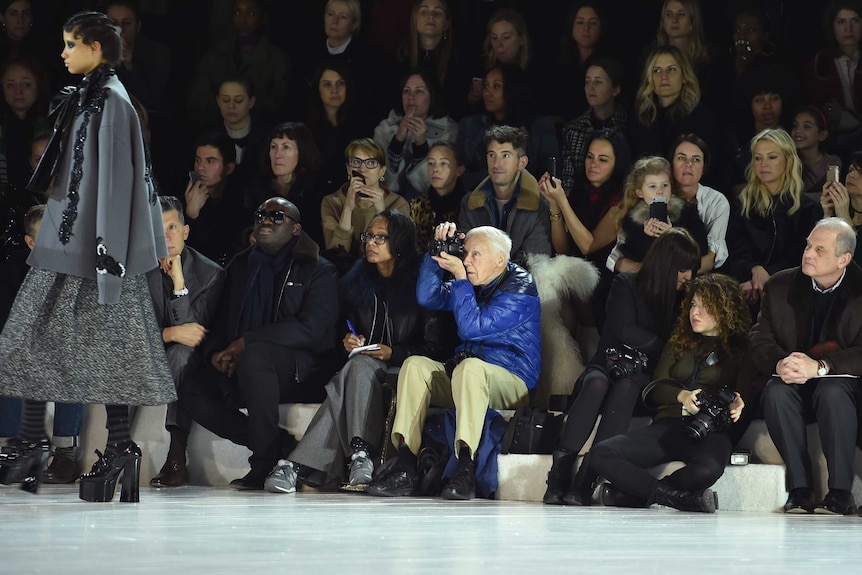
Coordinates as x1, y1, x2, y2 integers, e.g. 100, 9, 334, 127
255, 210, 298, 225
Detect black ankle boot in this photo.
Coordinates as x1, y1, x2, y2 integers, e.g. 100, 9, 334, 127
562, 454, 596, 506
79, 441, 142, 503
600, 483, 649, 508
649, 480, 716, 513
543, 450, 575, 505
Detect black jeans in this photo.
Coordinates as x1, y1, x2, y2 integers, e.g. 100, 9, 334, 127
591, 418, 732, 501
179, 340, 325, 472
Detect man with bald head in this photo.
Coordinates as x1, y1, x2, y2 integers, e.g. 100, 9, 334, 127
367, 223, 541, 501
178, 197, 339, 490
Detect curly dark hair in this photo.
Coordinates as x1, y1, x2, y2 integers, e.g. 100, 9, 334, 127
670, 273, 751, 355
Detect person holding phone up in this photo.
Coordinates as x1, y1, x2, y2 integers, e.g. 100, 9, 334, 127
604, 156, 708, 274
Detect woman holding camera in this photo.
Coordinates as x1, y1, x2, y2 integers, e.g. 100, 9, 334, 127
543, 228, 700, 505
589, 273, 749, 513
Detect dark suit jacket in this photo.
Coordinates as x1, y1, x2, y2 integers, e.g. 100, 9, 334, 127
750, 262, 862, 378
146, 245, 226, 334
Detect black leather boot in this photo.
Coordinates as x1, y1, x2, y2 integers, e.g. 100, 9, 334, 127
649, 480, 716, 513
543, 450, 575, 505
562, 453, 596, 506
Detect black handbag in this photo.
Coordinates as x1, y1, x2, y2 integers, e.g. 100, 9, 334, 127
500, 406, 563, 455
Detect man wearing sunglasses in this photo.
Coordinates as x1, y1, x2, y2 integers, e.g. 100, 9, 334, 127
177, 197, 339, 490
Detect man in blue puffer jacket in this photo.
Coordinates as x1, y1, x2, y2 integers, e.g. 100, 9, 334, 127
367, 224, 541, 501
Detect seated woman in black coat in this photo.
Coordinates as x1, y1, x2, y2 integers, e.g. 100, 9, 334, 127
543, 228, 701, 505
264, 209, 447, 492
723, 128, 822, 305
590, 273, 749, 513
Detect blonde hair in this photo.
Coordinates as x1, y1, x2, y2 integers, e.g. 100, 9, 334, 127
325, 0, 362, 35
656, 0, 709, 67
740, 128, 803, 218
404, 0, 453, 86
482, 9, 531, 71
615, 156, 671, 230
635, 45, 700, 127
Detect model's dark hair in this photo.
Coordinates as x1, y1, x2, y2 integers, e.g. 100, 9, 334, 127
484, 124, 529, 157
262, 121, 321, 179
307, 59, 356, 132
194, 131, 236, 165
63, 11, 123, 67
158, 195, 185, 225
486, 62, 537, 128
671, 273, 751, 354
636, 227, 701, 340
394, 67, 447, 119
670, 133, 711, 177
588, 56, 626, 89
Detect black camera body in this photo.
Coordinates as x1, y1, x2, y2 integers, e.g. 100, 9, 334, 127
605, 344, 648, 380
685, 385, 737, 441
429, 233, 466, 259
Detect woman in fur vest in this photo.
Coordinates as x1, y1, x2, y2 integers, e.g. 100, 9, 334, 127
264, 209, 449, 492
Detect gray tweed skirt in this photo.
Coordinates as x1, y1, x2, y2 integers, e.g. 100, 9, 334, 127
0, 268, 175, 405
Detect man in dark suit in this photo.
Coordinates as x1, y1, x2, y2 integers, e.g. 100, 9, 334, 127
178, 197, 339, 490
147, 196, 226, 487
753, 217, 862, 515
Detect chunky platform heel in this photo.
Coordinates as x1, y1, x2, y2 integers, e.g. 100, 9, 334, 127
0, 438, 50, 492
79, 441, 142, 503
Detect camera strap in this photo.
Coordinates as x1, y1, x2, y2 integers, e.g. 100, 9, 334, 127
641, 378, 686, 410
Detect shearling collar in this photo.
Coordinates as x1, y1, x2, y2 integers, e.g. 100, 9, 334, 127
466, 170, 541, 212
627, 195, 686, 225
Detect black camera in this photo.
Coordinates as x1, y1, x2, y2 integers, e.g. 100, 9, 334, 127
605, 344, 648, 380
685, 385, 737, 441
428, 232, 465, 258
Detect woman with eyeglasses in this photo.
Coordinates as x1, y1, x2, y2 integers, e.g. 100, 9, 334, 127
265, 209, 447, 493
321, 138, 410, 265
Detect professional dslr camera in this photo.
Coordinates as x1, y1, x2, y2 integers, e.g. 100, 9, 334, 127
428, 231, 465, 258
685, 385, 737, 441
605, 344, 648, 380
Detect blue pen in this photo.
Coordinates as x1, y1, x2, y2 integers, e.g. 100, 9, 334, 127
346, 320, 359, 337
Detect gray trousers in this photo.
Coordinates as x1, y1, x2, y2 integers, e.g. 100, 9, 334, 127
289, 354, 387, 484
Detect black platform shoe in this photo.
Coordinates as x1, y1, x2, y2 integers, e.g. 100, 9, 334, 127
79, 441, 142, 503
0, 438, 50, 493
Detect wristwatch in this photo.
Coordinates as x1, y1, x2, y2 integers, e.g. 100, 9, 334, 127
817, 359, 829, 377
172, 286, 189, 298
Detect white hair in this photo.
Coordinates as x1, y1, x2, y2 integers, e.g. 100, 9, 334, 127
465, 226, 512, 261
812, 217, 856, 257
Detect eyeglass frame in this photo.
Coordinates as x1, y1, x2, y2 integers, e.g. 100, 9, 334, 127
254, 209, 299, 225
347, 156, 381, 169
359, 232, 390, 245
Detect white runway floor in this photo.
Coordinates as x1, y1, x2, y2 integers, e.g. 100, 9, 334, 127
2, 485, 862, 575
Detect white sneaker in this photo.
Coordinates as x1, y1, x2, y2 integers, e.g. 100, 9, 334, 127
264, 459, 297, 493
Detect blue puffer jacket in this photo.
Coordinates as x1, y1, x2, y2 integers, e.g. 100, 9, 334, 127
416, 254, 541, 390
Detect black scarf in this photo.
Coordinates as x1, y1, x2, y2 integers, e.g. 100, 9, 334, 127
239, 237, 297, 334
27, 65, 116, 193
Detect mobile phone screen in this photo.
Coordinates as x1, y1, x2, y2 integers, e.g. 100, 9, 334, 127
649, 199, 667, 222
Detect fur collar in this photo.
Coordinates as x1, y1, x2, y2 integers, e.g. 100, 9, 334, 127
627, 195, 687, 225
466, 170, 541, 212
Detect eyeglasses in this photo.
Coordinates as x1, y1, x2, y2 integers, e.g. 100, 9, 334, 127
347, 157, 380, 169
255, 210, 298, 225
360, 232, 389, 245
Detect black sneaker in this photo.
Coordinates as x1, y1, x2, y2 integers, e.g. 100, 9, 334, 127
366, 467, 417, 497
441, 457, 476, 500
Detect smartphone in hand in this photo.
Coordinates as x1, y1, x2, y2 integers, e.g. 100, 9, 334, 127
649, 197, 668, 221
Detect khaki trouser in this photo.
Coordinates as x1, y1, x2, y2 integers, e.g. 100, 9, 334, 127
391, 356, 529, 458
